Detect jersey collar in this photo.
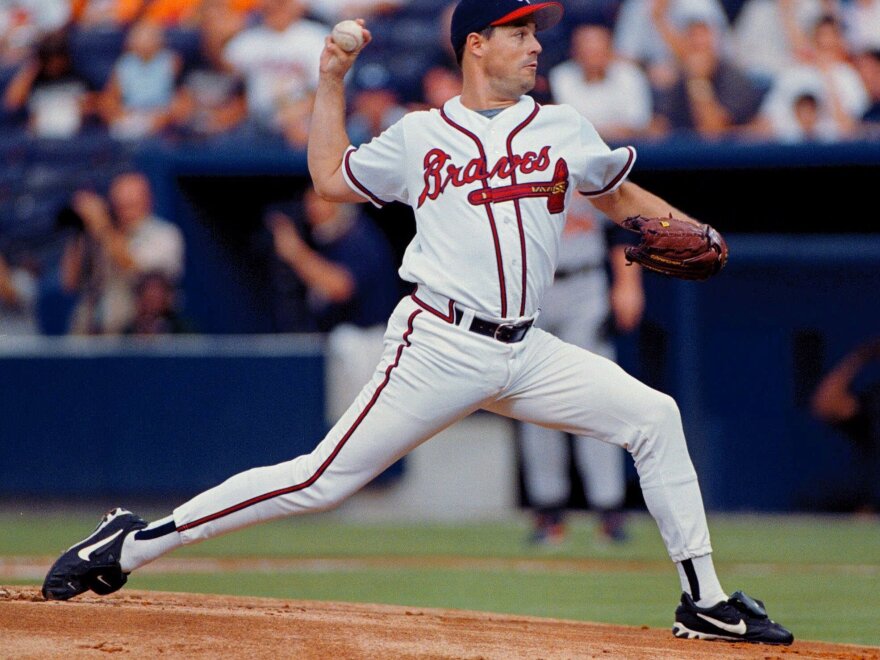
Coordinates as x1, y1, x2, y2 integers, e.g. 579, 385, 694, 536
442, 95, 537, 127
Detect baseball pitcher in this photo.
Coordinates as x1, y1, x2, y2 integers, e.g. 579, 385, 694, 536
43, 0, 791, 645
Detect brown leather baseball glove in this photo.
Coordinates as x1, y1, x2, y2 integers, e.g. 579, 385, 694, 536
622, 214, 729, 281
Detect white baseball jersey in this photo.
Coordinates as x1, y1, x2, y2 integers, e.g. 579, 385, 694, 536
341, 95, 635, 320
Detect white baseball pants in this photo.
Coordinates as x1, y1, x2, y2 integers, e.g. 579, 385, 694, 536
174, 293, 712, 562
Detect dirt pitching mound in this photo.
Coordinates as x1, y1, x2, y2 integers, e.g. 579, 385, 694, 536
1, 586, 877, 659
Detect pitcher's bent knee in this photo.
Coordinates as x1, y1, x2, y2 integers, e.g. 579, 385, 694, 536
637, 390, 684, 440
626, 389, 697, 472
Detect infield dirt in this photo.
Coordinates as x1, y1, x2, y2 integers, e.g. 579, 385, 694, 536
2, 586, 878, 659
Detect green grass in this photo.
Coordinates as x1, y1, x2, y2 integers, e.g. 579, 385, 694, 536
3, 510, 879, 646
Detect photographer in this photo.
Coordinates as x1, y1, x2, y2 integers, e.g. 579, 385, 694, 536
266, 185, 398, 421
60, 172, 184, 335
812, 336, 880, 514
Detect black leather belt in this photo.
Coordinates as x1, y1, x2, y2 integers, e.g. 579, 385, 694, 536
453, 307, 533, 343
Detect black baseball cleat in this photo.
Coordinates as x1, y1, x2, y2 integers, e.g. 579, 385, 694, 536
672, 590, 794, 645
42, 507, 147, 601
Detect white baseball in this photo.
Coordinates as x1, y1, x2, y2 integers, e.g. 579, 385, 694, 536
331, 19, 364, 53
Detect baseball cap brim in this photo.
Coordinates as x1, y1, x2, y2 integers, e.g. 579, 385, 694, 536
489, 2, 564, 33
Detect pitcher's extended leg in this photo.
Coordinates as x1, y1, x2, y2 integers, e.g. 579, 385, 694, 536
124, 304, 494, 570
487, 328, 724, 605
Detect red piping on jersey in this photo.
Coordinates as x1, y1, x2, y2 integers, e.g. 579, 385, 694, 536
505, 103, 540, 317
440, 107, 508, 318
176, 309, 423, 534
411, 285, 455, 323
344, 148, 388, 207
579, 146, 636, 197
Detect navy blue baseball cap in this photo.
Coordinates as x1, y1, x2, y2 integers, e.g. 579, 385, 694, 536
450, 0, 564, 58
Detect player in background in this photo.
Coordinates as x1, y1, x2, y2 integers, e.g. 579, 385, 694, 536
811, 336, 880, 514
520, 195, 642, 545
43, 0, 793, 646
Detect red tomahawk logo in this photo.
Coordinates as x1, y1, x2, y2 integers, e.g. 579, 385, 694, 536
468, 159, 569, 214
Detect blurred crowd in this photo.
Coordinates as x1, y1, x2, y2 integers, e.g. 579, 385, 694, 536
0, 0, 878, 146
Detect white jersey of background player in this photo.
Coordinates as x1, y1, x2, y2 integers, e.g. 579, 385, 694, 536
42, 0, 793, 646
519, 194, 644, 544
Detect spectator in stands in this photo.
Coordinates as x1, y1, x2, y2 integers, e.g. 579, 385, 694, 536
168, 7, 247, 138
758, 15, 868, 142
71, 0, 194, 28
812, 336, 880, 514
788, 91, 835, 141
304, 0, 408, 25
857, 49, 880, 133
549, 23, 653, 142
222, 0, 326, 144
0, 250, 38, 335
196, 0, 250, 56
842, 0, 880, 55
266, 185, 399, 422
99, 21, 180, 140
123, 270, 193, 335
60, 171, 184, 335
652, 16, 764, 139
748, 82, 846, 142
613, 0, 731, 88
2, 29, 97, 137
72, 0, 257, 29
419, 65, 461, 109
0, 0, 70, 66
266, 186, 398, 334
732, 0, 832, 86
71, 0, 145, 28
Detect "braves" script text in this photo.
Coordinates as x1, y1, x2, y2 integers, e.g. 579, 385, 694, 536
418, 146, 552, 208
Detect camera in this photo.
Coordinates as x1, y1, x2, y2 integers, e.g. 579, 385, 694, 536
55, 204, 85, 231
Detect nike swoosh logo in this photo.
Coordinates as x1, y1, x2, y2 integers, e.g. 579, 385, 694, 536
77, 529, 124, 561
697, 613, 747, 635
95, 575, 112, 588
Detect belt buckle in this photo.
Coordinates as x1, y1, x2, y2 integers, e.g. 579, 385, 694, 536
493, 323, 516, 342
494, 321, 529, 343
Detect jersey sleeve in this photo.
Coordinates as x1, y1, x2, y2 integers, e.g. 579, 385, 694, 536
572, 113, 637, 198
341, 119, 408, 208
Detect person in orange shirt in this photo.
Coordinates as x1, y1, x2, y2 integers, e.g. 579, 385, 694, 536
70, 0, 259, 28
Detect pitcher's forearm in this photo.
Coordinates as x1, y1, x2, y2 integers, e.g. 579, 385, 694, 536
308, 76, 351, 196
307, 25, 373, 202
592, 182, 692, 225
